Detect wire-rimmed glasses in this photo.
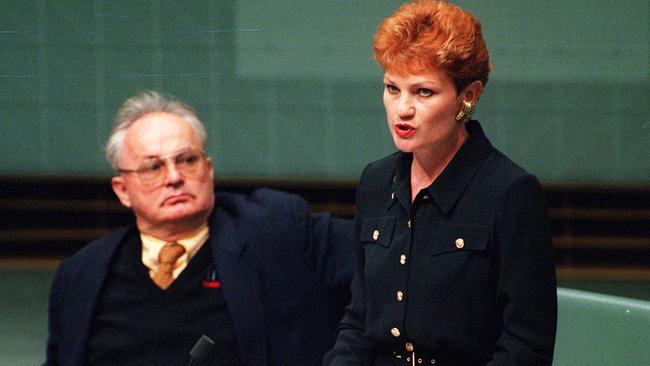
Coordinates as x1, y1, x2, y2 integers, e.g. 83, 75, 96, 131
117, 148, 207, 186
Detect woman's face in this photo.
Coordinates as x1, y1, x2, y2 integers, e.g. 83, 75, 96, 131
383, 67, 467, 158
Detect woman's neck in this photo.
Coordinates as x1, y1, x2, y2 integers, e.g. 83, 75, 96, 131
410, 133, 467, 202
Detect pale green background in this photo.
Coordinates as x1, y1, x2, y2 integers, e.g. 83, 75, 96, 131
1, 0, 648, 182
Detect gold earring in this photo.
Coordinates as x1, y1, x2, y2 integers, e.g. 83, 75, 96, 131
455, 100, 475, 122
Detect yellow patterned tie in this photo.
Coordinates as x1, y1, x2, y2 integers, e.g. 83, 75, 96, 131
153, 243, 186, 289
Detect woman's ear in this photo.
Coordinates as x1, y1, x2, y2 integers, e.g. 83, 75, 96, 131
463, 80, 484, 104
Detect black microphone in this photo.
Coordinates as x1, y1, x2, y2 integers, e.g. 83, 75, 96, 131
187, 334, 215, 366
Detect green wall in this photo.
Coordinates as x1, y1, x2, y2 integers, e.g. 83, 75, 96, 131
1, 1, 648, 182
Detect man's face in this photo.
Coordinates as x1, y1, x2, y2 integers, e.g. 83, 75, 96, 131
111, 112, 214, 236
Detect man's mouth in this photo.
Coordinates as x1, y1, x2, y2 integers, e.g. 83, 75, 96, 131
163, 193, 192, 205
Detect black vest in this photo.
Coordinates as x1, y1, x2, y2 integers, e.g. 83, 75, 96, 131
86, 230, 240, 366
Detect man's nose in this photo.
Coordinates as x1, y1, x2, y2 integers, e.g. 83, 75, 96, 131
163, 161, 184, 185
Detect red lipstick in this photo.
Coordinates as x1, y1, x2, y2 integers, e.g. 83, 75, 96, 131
394, 123, 416, 138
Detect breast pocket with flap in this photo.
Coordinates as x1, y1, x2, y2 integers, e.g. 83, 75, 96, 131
359, 216, 396, 248
422, 222, 490, 257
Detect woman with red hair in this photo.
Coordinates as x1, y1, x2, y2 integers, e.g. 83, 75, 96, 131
325, 1, 557, 365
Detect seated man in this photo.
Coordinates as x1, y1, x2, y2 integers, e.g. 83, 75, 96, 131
45, 91, 355, 366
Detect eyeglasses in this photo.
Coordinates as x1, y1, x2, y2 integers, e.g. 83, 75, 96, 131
117, 148, 207, 186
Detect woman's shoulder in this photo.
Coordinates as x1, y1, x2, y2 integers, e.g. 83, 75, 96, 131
476, 147, 545, 203
361, 151, 402, 179
483, 147, 538, 184
355, 152, 404, 206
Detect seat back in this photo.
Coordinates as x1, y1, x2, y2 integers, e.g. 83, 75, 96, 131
553, 287, 650, 365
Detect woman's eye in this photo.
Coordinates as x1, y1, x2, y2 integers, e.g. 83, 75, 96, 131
386, 85, 399, 93
418, 88, 433, 96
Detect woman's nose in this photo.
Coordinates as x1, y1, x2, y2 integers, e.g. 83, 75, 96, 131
397, 95, 415, 117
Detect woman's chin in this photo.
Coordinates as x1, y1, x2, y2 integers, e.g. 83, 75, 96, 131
393, 139, 415, 153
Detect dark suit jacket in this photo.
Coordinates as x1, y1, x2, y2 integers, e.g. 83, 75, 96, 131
46, 188, 355, 366
325, 121, 557, 365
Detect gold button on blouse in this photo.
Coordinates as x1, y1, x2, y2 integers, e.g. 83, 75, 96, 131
373, 230, 380, 241
391, 327, 401, 337
396, 291, 404, 302
455, 238, 465, 249
400, 254, 406, 265
405, 342, 414, 352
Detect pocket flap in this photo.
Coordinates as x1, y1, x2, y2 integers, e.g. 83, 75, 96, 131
359, 216, 396, 247
425, 223, 489, 256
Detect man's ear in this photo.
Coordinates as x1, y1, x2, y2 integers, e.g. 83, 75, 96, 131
205, 156, 214, 181
111, 175, 132, 208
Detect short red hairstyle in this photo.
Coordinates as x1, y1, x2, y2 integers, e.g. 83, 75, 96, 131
374, 0, 492, 92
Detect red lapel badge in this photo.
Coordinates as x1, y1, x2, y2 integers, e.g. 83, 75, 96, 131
202, 280, 221, 288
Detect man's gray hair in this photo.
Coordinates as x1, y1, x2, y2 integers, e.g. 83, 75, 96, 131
105, 91, 208, 169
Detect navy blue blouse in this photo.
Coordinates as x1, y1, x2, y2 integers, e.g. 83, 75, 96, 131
326, 121, 557, 365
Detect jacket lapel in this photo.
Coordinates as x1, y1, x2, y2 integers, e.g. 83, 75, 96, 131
68, 227, 129, 365
210, 207, 267, 366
